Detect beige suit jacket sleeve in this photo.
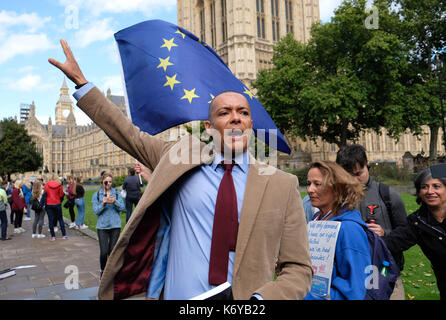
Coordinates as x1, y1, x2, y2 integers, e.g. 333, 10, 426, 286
255, 175, 313, 299
76, 86, 171, 171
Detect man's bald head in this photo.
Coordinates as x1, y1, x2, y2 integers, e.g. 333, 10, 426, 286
208, 91, 251, 122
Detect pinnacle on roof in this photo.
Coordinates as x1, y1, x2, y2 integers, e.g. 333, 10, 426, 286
61, 77, 69, 89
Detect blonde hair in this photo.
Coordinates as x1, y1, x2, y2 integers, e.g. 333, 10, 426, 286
31, 181, 42, 199
51, 175, 61, 185
23, 177, 31, 189
309, 161, 364, 215
14, 180, 22, 189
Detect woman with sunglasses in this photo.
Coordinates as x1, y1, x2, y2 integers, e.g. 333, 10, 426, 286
92, 172, 125, 278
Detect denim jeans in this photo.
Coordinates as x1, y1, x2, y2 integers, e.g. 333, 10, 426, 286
32, 209, 45, 234
46, 204, 66, 237
0, 210, 7, 239
75, 197, 85, 226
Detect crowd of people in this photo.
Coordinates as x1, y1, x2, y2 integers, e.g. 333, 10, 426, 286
302, 145, 446, 300
0, 174, 84, 241
0, 166, 150, 277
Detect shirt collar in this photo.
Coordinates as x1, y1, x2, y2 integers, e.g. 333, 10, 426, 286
211, 151, 250, 173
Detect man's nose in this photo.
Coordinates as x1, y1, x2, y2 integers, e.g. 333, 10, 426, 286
230, 111, 241, 122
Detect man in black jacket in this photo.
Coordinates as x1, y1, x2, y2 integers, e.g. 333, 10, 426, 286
122, 168, 143, 222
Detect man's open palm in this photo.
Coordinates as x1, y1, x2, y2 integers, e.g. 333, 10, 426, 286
48, 39, 87, 86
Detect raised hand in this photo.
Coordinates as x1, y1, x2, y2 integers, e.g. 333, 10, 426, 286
48, 39, 88, 86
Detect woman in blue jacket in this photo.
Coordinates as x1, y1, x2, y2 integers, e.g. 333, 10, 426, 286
92, 172, 125, 278
305, 161, 371, 300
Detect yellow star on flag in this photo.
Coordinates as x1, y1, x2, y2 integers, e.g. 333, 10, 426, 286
208, 94, 215, 104
175, 29, 186, 39
161, 38, 178, 52
181, 88, 199, 103
164, 74, 181, 90
243, 87, 255, 99
157, 56, 173, 72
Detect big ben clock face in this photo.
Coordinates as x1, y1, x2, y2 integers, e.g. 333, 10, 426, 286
62, 109, 70, 118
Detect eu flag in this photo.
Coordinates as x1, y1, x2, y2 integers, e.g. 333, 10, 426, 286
114, 19, 291, 154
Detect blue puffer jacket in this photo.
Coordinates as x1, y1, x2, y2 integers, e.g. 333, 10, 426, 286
92, 188, 126, 230
305, 209, 371, 300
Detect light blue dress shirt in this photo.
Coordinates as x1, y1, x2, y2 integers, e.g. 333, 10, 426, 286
163, 151, 249, 299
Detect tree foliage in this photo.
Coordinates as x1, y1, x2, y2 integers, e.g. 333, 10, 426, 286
389, 0, 446, 158
253, 0, 445, 152
0, 118, 43, 178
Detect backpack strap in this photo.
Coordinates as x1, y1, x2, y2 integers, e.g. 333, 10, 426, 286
378, 183, 392, 216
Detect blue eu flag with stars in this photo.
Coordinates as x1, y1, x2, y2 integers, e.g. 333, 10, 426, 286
114, 19, 291, 154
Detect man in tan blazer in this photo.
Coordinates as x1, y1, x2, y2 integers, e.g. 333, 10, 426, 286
49, 39, 312, 300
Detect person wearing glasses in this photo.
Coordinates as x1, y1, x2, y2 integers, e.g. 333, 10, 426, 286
92, 172, 126, 278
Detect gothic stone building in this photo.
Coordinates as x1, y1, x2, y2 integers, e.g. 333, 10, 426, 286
24, 79, 177, 180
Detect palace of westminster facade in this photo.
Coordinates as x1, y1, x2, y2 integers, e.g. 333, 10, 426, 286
23, 0, 442, 179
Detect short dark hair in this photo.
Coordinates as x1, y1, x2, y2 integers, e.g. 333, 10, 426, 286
129, 168, 135, 175
414, 167, 446, 204
336, 144, 368, 173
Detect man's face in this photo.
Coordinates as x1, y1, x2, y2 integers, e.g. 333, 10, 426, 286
351, 162, 370, 185
205, 92, 253, 155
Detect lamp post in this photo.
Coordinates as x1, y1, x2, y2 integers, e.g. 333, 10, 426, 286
437, 53, 445, 154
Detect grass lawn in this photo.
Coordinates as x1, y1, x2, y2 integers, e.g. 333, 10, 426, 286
63, 189, 441, 300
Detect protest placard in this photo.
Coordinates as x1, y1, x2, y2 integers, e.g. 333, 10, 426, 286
307, 220, 341, 299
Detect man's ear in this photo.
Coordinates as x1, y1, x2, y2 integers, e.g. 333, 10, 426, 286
204, 120, 212, 135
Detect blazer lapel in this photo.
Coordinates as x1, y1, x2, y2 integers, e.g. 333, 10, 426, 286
233, 156, 271, 276
137, 136, 214, 213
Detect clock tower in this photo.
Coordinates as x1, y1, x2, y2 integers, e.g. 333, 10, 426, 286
55, 78, 75, 126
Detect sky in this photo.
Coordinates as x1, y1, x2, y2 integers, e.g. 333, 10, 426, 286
0, 0, 342, 125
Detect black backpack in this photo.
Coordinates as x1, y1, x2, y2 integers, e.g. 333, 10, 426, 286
361, 224, 400, 300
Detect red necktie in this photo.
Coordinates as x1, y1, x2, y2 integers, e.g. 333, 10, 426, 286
209, 161, 239, 285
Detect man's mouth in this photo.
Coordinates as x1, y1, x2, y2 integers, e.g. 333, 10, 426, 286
228, 129, 243, 137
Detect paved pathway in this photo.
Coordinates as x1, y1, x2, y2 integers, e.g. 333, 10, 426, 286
0, 216, 100, 300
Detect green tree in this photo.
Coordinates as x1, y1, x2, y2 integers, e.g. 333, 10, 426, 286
253, 0, 410, 147
0, 118, 43, 180
388, 0, 446, 159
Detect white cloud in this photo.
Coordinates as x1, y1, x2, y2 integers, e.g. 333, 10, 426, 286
9, 74, 56, 92
59, 0, 176, 17
100, 75, 125, 96
11, 74, 41, 91
18, 65, 37, 73
36, 115, 52, 125
0, 10, 51, 34
319, 0, 343, 23
74, 18, 114, 47
74, 108, 93, 125
0, 33, 55, 64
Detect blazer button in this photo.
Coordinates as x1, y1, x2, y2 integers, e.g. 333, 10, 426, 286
414, 222, 418, 226
440, 237, 443, 241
